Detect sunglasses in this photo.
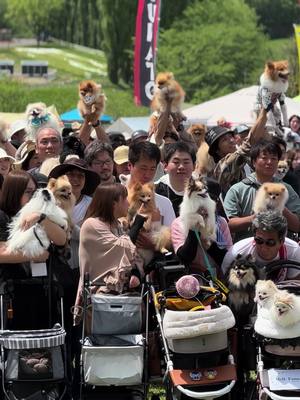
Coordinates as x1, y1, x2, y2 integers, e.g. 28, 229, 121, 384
254, 236, 278, 247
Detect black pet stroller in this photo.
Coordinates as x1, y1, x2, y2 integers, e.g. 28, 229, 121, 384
250, 260, 300, 400
149, 259, 237, 400
79, 273, 149, 400
0, 278, 68, 400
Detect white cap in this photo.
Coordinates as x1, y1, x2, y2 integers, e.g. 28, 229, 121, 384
9, 119, 27, 139
0, 148, 16, 162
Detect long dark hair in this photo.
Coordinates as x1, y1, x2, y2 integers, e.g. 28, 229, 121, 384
85, 183, 128, 224
0, 170, 35, 217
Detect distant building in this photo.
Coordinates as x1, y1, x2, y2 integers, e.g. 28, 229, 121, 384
0, 29, 12, 41
0, 60, 14, 75
21, 60, 48, 77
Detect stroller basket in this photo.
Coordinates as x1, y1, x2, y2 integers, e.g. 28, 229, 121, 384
0, 325, 66, 382
82, 334, 144, 386
91, 293, 142, 335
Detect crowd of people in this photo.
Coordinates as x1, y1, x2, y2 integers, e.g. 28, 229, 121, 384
1, 95, 300, 396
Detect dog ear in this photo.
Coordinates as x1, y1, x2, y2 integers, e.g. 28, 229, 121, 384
47, 178, 57, 190
146, 182, 155, 191
266, 60, 274, 71
133, 182, 142, 191
236, 253, 242, 260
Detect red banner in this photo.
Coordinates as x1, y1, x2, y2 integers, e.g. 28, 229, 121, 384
134, 0, 160, 107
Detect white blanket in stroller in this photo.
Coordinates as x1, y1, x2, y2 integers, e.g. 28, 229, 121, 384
163, 305, 235, 340
255, 307, 300, 339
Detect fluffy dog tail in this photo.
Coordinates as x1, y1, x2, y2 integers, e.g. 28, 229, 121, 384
152, 226, 172, 252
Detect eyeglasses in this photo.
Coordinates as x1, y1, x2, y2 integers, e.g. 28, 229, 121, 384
92, 159, 112, 167
254, 236, 278, 247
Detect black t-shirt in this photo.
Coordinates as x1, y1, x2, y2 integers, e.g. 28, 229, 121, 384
0, 209, 28, 282
155, 181, 183, 217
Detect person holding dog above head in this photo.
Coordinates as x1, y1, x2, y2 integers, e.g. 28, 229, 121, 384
224, 139, 300, 243
221, 210, 300, 281
206, 108, 267, 198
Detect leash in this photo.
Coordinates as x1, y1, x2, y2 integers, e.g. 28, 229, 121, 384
193, 229, 216, 279
193, 230, 229, 294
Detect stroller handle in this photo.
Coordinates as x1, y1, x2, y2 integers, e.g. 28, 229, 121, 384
265, 260, 300, 279
176, 380, 236, 399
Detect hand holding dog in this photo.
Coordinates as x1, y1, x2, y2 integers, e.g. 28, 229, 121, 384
20, 212, 43, 231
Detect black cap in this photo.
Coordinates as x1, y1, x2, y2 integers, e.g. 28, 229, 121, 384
205, 126, 234, 156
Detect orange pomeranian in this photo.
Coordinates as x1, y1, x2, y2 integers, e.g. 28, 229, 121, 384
77, 80, 106, 120
151, 72, 185, 113
187, 124, 206, 148
128, 182, 171, 265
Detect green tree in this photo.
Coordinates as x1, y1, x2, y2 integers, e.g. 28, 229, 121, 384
158, 0, 267, 103
246, 0, 300, 39
160, 0, 194, 30
5, 0, 63, 44
98, 0, 137, 85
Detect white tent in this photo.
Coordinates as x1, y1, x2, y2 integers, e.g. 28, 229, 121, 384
184, 86, 300, 127
106, 116, 149, 140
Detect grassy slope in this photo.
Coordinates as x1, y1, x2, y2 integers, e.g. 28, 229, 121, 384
0, 42, 149, 118
0, 38, 293, 118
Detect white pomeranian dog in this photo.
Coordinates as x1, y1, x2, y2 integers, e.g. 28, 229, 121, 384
254, 280, 281, 309
25, 102, 61, 141
179, 175, 216, 244
270, 292, 300, 327
7, 188, 68, 258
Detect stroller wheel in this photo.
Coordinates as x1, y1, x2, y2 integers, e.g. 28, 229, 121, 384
151, 395, 160, 400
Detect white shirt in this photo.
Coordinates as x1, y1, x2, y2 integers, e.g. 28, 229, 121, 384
72, 194, 92, 226
221, 237, 300, 279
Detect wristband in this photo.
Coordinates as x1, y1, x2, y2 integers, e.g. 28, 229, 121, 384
37, 213, 46, 224
92, 120, 100, 128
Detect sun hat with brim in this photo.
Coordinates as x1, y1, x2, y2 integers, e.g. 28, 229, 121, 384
205, 126, 235, 157
0, 148, 16, 163
14, 140, 36, 165
48, 158, 100, 196
114, 145, 129, 165
9, 119, 27, 139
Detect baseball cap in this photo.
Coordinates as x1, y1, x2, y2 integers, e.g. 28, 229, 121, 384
131, 130, 148, 142
114, 145, 129, 165
234, 124, 250, 136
